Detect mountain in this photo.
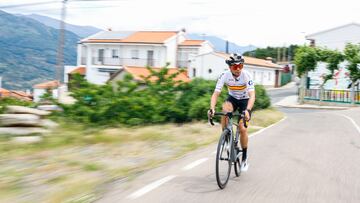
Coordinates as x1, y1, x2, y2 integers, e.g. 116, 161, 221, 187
26, 14, 253, 53
26, 14, 103, 38
187, 33, 256, 54
0, 10, 79, 90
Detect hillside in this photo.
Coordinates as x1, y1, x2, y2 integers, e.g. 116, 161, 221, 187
0, 10, 79, 90
26, 14, 102, 38
187, 33, 256, 54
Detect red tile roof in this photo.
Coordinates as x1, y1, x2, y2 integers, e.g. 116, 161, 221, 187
69, 67, 86, 75
33, 80, 60, 89
179, 40, 205, 46
121, 31, 178, 44
214, 52, 282, 69
9, 91, 32, 101
0, 88, 11, 97
0, 88, 32, 101
83, 31, 178, 44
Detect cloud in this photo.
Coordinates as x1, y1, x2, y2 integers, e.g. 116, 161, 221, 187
2, 0, 360, 47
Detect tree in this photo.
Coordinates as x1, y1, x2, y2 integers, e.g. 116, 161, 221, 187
317, 49, 345, 86
344, 43, 360, 104
294, 46, 319, 77
243, 45, 299, 62
294, 45, 319, 103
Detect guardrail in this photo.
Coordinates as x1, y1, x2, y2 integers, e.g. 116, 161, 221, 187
304, 89, 360, 104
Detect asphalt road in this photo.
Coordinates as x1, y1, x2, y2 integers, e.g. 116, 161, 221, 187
267, 85, 298, 104
98, 90, 360, 203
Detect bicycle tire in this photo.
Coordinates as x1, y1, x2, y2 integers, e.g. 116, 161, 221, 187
234, 151, 242, 177
216, 129, 232, 189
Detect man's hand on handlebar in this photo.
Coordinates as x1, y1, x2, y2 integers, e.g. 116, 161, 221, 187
208, 109, 215, 118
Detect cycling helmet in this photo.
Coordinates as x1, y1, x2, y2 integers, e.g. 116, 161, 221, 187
225, 53, 245, 66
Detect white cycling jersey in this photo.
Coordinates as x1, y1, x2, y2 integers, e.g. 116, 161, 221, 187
215, 70, 255, 100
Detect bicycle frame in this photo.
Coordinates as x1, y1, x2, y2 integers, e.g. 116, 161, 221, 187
210, 112, 246, 162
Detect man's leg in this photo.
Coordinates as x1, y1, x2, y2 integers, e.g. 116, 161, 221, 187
221, 101, 233, 130
238, 99, 249, 172
239, 121, 248, 161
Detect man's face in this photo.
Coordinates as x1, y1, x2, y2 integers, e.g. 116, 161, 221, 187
229, 64, 244, 76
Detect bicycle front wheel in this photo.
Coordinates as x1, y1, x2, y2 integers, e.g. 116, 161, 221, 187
215, 129, 232, 189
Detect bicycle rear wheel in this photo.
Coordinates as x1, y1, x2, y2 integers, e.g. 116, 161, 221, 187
215, 129, 232, 189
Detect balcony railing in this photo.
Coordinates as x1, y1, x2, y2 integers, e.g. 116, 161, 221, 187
176, 60, 191, 68
304, 89, 360, 104
92, 57, 157, 67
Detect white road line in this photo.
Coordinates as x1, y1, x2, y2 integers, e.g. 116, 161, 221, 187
249, 116, 287, 138
127, 175, 176, 199
337, 114, 360, 135
182, 158, 209, 171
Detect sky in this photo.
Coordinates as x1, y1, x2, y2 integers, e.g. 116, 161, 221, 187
1, 0, 360, 47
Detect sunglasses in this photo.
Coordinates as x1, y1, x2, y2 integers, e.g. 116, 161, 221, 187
230, 64, 244, 70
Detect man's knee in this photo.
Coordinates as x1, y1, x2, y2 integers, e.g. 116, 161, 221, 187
222, 101, 233, 112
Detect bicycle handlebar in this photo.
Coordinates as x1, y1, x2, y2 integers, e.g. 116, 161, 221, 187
208, 111, 248, 128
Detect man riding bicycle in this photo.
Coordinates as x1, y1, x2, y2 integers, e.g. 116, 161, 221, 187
208, 53, 256, 172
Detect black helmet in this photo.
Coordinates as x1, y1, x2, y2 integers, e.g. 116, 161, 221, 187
225, 53, 245, 66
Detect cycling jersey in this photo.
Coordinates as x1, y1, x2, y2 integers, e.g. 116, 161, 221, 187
215, 70, 255, 100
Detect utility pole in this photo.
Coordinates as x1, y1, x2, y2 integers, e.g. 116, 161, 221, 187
55, 0, 68, 102
282, 46, 287, 62
56, 0, 68, 84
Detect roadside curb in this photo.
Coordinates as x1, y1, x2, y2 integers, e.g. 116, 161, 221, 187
275, 104, 349, 110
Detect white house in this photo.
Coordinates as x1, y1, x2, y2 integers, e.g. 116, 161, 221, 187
73, 29, 214, 85
305, 23, 360, 89
189, 52, 283, 87
306, 23, 360, 51
177, 40, 214, 68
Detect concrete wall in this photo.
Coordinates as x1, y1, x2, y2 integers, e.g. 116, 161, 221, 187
308, 24, 360, 51
165, 36, 178, 67
191, 53, 277, 87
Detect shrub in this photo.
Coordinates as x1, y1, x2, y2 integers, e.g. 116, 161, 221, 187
61, 69, 271, 125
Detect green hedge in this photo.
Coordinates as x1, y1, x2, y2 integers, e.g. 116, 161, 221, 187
61, 69, 271, 125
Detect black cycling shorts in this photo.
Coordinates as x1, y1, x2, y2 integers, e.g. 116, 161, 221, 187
226, 95, 249, 113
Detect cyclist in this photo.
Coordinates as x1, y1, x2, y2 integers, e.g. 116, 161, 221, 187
208, 53, 255, 172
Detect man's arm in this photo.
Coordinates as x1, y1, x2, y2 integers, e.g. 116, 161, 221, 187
210, 91, 221, 112
246, 90, 255, 110
245, 90, 255, 120
210, 72, 225, 116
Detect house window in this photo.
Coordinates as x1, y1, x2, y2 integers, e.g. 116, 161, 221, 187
208, 69, 212, 74
112, 49, 119, 58
193, 68, 196, 77
268, 72, 271, 81
98, 49, 104, 64
253, 71, 256, 80
131, 50, 139, 59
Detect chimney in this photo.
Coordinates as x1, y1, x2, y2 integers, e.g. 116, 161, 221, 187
225, 40, 229, 54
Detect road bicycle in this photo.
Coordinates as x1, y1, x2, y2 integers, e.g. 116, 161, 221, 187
209, 111, 248, 189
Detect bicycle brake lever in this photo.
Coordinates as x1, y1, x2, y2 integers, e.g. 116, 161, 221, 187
209, 116, 215, 126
